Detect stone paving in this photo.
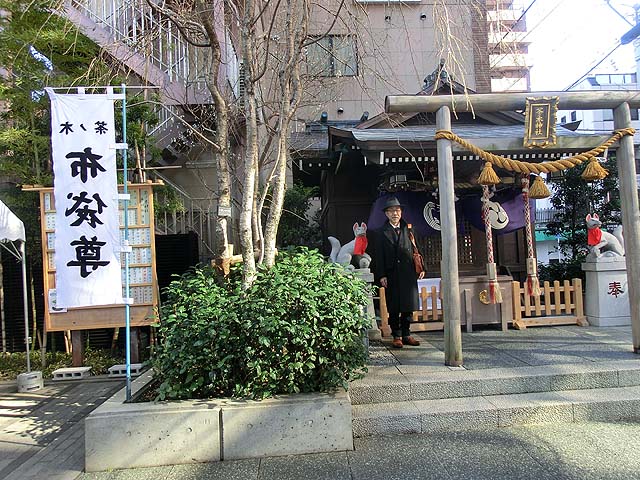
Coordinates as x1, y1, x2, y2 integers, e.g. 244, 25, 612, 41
1, 325, 639, 479
0, 379, 121, 480
74, 421, 640, 480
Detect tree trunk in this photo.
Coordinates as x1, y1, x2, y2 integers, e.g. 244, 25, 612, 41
239, 0, 258, 288
262, 0, 306, 267
198, 1, 232, 269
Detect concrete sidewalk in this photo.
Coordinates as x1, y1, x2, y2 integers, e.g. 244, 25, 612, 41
369, 325, 638, 370
0, 378, 121, 480
75, 421, 640, 480
1, 325, 639, 479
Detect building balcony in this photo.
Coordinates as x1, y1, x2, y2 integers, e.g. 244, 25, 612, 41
487, 10, 522, 22
488, 31, 530, 45
490, 53, 530, 70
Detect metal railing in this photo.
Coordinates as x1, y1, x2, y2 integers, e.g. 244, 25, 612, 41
152, 172, 216, 262
70, 0, 207, 87
535, 208, 560, 224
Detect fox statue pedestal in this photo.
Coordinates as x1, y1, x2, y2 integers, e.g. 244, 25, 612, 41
582, 257, 630, 326
355, 268, 382, 341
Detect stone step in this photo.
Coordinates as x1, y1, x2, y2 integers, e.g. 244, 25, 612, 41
350, 360, 640, 405
352, 384, 640, 437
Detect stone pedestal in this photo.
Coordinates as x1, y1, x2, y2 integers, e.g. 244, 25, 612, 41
17, 371, 43, 392
582, 257, 630, 326
355, 268, 382, 341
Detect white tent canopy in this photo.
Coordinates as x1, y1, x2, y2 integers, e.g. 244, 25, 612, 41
0, 199, 31, 371
0, 200, 25, 242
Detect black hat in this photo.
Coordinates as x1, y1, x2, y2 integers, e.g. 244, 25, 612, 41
382, 196, 404, 211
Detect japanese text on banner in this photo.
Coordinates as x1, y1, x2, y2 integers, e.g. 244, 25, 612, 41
47, 90, 123, 308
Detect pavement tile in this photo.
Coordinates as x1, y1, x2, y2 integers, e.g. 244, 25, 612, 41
349, 435, 450, 480
258, 452, 350, 480
508, 422, 640, 480
170, 460, 259, 480
99, 465, 175, 480
425, 429, 566, 480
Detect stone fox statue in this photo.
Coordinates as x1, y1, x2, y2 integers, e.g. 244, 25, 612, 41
585, 213, 625, 257
328, 222, 372, 269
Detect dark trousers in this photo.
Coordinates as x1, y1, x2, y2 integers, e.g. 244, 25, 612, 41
388, 311, 412, 338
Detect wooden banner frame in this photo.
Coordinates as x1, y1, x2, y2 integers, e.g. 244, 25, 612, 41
26, 183, 159, 331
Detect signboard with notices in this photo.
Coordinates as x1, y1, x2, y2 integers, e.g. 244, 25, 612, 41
31, 184, 158, 331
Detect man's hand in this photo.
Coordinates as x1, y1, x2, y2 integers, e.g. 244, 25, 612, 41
380, 277, 388, 288
418, 271, 425, 280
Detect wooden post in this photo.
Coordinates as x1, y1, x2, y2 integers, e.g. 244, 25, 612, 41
71, 330, 84, 367
130, 327, 140, 364
436, 106, 463, 366
379, 287, 391, 337
614, 102, 640, 353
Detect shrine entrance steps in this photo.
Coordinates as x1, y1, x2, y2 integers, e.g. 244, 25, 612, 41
351, 331, 640, 437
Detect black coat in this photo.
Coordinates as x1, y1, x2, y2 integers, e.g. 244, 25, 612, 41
373, 219, 419, 314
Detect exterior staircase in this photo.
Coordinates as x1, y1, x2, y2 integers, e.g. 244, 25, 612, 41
352, 346, 640, 437
62, 0, 210, 105
62, 0, 232, 261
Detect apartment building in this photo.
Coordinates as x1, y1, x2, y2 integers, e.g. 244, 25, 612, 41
60, 1, 533, 258
486, 0, 530, 92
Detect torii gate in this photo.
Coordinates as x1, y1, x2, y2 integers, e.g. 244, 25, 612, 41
386, 91, 640, 366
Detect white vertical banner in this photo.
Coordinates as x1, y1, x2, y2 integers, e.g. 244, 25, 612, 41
47, 90, 123, 308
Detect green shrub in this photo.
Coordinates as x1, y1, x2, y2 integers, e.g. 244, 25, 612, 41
152, 247, 371, 400
538, 257, 586, 284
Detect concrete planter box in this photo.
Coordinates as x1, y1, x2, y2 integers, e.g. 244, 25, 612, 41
85, 371, 353, 472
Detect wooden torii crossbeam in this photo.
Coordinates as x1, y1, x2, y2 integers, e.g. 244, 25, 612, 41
386, 91, 640, 366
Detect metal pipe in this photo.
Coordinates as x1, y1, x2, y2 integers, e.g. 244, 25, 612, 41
20, 241, 31, 373
121, 83, 132, 401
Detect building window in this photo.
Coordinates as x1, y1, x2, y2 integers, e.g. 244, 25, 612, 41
602, 109, 614, 121
306, 35, 358, 77
570, 111, 577, 122
560, 115, 566, 124
632, 109, 639, 121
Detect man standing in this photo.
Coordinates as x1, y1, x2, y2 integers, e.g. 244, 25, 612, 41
374, 197, 425, 348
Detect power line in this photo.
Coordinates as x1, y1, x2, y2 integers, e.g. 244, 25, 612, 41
563, 41, 623, 90
604, 0, 634, 26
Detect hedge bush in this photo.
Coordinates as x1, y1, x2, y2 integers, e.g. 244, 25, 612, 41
152, 248, 371, 400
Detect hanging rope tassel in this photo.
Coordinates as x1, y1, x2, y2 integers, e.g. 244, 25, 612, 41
526, 258, 541, 297
482, 185, 502, 304
528, 175, 551, 199
478, 161, 501, 185
487, 262, 503, 304
581, 156, 608, 181
521, 176, 541, 296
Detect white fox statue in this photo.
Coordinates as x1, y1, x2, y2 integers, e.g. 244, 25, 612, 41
585, 213, 624, 258
328, 222, 372, 269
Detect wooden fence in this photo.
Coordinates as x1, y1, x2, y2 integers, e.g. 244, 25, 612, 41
379, 285, 443, 335
512, 278, 587, 330
378, 277, 587, 335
